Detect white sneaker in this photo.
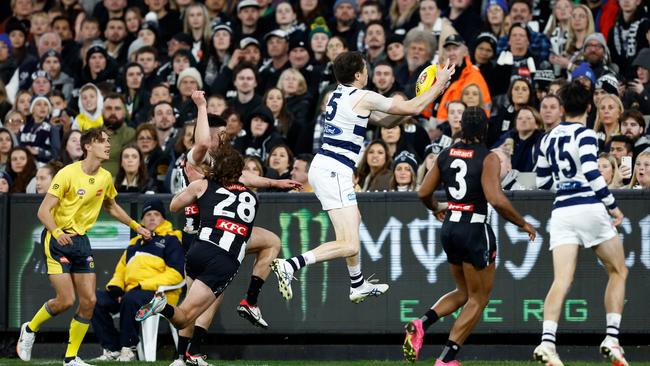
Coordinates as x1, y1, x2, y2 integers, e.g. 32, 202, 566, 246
169, 357, 186, 366
185, 353, 214, 366
600, 337, 629, 366
349, 278, 389, 303
16, 322, 35, 361
533, 343, 564, 366
92, 349, 120, 361
116, 346, 137, 362
236, 299, 269, 328
271, 259, 294, 300
136, 292, 167, 321
63, 356, 95, 366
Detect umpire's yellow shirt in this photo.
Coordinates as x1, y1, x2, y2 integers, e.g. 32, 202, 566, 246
47, 161, 118, 235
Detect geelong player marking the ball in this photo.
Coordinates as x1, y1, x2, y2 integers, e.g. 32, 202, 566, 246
409, 107, 536, 365
271, 51, 455, 303
533, 80, 629, 366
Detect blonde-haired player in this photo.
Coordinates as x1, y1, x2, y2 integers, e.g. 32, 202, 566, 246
17, 128, 151, 366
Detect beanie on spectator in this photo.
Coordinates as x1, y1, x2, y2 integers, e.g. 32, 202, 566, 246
0, 33, 12, 54
424, 141, 444, 156
127, 37, 146, 60
5, 17, 28, 39
333, 0, 358, 12
30, 95, 52, 114
86, 44, 108, 65
632, 48, 650, 71
0, 171, 13, 188
177, 67, 203, 89
483, 0, 508, 17
596, 73, 619, 95
393, 151, 418, 173
141, 198, 166, 219
240, 37, 261, 49
571, 62, 596, 85
583, 33, 610, 60
534, 69, 554, 90
474, 32, 497, 54
246, 104, 274, 126
387, 30, 406, 46
40, 48, 62, 66
309, 17, 331, 41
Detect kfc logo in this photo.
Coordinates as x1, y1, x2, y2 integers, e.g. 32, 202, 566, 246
216, 219, 248, 236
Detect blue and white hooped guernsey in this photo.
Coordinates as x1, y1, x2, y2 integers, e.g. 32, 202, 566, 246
314, 84, 370, 172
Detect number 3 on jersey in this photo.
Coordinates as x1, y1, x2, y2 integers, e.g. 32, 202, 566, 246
213, 187, 256, 223
449, 159, 468, 199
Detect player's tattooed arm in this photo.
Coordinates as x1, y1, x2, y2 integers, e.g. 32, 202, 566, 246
482, 153, 536, 241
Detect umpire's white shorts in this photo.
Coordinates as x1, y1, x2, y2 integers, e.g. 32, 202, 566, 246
308, 164, 357, 211
549, 203, 618, 250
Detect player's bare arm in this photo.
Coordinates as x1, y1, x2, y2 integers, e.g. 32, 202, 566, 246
190, 90, 210, 166
103, 198, 152, 240
417, 159, 446, 219
482, 153, 536, 241
37, 193, 75, 245
170, 179, 207, 212
240, 170, 303, 190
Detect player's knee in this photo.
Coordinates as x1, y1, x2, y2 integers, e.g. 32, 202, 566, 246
55, 294, 76, 311
468, 294, 489, 309
79, 295, 97, 311
341, 243, 359, 258
611, 262, 628, 279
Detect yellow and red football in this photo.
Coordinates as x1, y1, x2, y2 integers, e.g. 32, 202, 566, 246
415, 64, 438, 96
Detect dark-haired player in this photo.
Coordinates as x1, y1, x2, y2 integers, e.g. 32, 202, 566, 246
534, 80, 628, 366
409, 107, 536, 365
136, 144, 258, 333
271, 52, 455, 304
17, 128, 151, 366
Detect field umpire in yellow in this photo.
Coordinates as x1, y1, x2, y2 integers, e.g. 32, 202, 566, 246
16, 127, 152, 366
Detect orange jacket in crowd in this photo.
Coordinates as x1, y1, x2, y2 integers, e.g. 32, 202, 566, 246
434, 55, 492, 121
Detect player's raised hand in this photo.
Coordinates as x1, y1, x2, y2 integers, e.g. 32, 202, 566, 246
275, 179, 303, 191
609, 207, 624, 227
191, 90, 206, 108
136, 226, 152, 240
435, 58, 456, 86
522, 222, 537, 241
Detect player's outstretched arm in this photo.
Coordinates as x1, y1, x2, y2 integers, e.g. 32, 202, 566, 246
240, 170, 303, 190
482, 153, 536, 241
104, 198, 152, 240
170, 179, 206, 213
417, 159, 445, 217
37, 193, 75, 245
190, 90, 210, 166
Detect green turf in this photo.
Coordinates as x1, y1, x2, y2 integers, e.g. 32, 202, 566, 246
2, 360, 650, 366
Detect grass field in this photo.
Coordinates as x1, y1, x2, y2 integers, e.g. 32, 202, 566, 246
2, 360, 650, 366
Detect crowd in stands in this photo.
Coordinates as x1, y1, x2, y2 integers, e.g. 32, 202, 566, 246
0, 0, 649, 195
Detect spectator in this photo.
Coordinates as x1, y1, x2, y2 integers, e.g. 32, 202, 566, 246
594, 73, 619, 106
395, 29, 436, 99
124, 7, 143, 38
183, 3, 211, 62
92, 0, 127, 30
121, 63, 148, 125
540, 94, 563, 131
619, 109, 650, 157
240, 104, 284, 161
390, 150, 418, 191
223, 108, 246, 150
162, 49, 198, 97
471, 32, 499, 93
483, 0, 508, 37
6, 146, 36, 193
0, 127, 13, 172
608, 135, 634, 185
417, 0, 455, 51
169, 121, 195, 194
598, 152, 627, 189
416, 142, 443, 187
14, 90, 31, 118
0, 171, 10, 192
91, 199, 184, 361
623, 48, 650, 114
363, 21, 387, 66
239, 37, 263, 68
266, 144, 293, 182
151, 101, 179, 155
103, 93, 136, 175
229, 63, 263, 122
2, 110, 24, 142
203, 23, 234, 88
73, 83, 104, 131
460, 83, 488, 112
607, 0, 649, 78
26, 160, 63, 194
264, 87, 299, 153
5, 18, 29, 71
543, 0, 572, 59
571, 61, 597, 91
289, 33, 319, 99
495, 106, 544, 172
29, 70, 52, 97
0, 33, 16, 85
144, 0, 182, 43
59, 129, 83, 165
114, 144, 155, 193
435, 34, 492, 121
135, 46, 162, 91
290, 153, 313, 192
488, 77, 536, 147
317, 35, 348, 95
388, 0, 420, 33
372, 61, 400, 97
235, 0, 264, 43
329, 0, 361, 51
135, 123, 170, 192
0, 82, 11, 123
243, 155, 264, 179
436, 100, 465, 149
259, 30, 291, 93
552, 4, 594, 73
573, 32, 619, 80
78, 44, 117, 88
308, 21, 331, 64
630, 151, 650, 189
20, 95, 54, 164
103, 17, 128, 65
207, 95, 227, 116
40, 49, 74, 100
358, 139, 392, 192
277, 68, 311, 131
594, 94, 623, 150
495, 0, 551, 60
297, 0, 324, 26
275, 1, 307, 35
174, 67, 202, 123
